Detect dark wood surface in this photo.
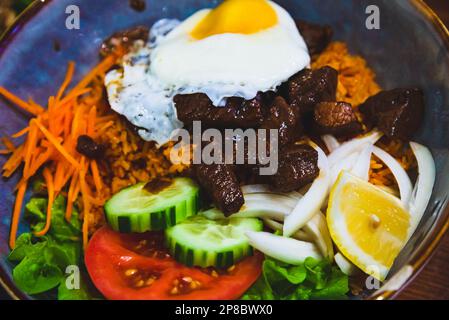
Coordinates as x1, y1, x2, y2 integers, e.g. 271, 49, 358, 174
1, 0, 449, 301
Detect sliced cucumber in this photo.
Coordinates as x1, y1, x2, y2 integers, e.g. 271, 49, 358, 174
105, 178, 200, 233
166, 215, 263, 268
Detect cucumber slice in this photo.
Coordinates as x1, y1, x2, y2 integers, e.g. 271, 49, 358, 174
105, 178, 200, 233
166, 215, 263, 268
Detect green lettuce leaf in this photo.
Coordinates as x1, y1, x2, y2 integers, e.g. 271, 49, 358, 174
241, 257, 349, 300
8, 196, 83, 296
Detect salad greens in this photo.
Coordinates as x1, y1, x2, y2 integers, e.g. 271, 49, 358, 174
242, 257, 349, 300
7, 195, 92, 299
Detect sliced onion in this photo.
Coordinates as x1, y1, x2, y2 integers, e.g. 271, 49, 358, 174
351, 144, 373, 181
242, 185, 303, 201
322, 135, 340, 153
330, 152, 359, 186
262, 218, 312, 242
373, 146, 413, 205
328, 131, 382, 168
334, 253, 358, 276
409, 142, 436, 231
246, 231, 322, 265
283, 145, 330, 237
302, 212, 334, 261
234, 200, 291, 221
241, 184, 272, 194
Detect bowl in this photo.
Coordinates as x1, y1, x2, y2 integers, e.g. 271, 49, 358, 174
1, 0, 449, 300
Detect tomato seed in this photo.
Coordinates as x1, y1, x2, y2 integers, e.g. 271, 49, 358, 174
125, 268, 138, 277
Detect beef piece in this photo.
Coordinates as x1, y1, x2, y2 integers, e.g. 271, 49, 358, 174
285, 67, 338, 113
129, 0, 146, 12
269, 144, 319, 193
295, 20, 333, 56
76, 135, 105, 159
100, 25, 149, 57
193, 164, 244, 216
174, 93, 265, 128
359, 88, 425, 140
260, 96, 302, 146
313, 101, 363, 138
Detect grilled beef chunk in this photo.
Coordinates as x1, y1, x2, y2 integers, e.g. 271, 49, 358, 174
76, 135, 105, 159
269, 144, 319, 193
100, 26, 149, 57
193, 163, 244, 216
174, 93, 265, 128
313, 101, 363, 138
359, 88, 424, 140
260, 96, 302, 146
295, 20, 333, 56
285, 67, 338, 113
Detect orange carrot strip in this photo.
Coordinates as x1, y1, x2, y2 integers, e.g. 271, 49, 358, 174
90, 160, 103, 193
66, 171, 79, 221
9, 180, 28, 249
69, 55, 115, 95
34, 168, 54, 237
87, 106, 97, 136
1, 137, 16, 151
79, 159, 91, 249
2, 145, 24, 177
11, 127, 30, 139
56, 61, 75, 102
0, 149, 11, 155
0, 87, 44, 115
32, 119, 80, 168
23, 122, 38, 179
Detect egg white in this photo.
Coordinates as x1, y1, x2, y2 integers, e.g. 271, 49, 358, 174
105, 1, 310, 145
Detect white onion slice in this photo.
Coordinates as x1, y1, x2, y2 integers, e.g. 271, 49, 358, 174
262, 218, 312, 242
244, 193, 298, 208
334, 253, 358, 276
409, 142, 436, 231
330, 152, 359, 186
302, 212, 334, 261
235, 200, 291, 221
246, 231, 322, 265
322, 135, 340, 153
242, 185, 303, 201
241, 184, 272, 194
328, 131, 382, 168
373, 146, 413, 205
351, 144, 373, 181
283, 145, 330, 236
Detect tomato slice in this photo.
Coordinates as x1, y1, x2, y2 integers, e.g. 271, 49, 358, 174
85, 226, 263, 300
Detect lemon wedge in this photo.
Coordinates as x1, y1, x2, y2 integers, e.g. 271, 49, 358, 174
327, 171, 411, 280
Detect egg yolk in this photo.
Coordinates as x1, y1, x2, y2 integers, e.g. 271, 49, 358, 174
191, 0, 278, 40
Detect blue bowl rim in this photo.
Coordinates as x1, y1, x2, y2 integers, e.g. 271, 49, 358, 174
0, 0, 449, 300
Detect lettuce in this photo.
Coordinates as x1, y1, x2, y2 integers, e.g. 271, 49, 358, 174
241, 257, 349, 300
8, 196, 83, 296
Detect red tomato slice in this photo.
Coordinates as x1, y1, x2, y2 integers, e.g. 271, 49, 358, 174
85, 226, 263, 300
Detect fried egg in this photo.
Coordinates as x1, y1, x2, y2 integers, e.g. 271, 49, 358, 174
105, 0, 310, 145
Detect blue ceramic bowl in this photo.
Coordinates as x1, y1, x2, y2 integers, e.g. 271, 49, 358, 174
1, 0, 449, 300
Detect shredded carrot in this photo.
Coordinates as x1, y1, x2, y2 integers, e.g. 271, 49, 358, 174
1, 57, 123, 249
1, 137, 16, 152
56, 61, 75, 102
9, 180, 28, 249
90, 160, 103, 193
79, 159, 90, 250
32, 119, 80, 168
70, 55, 116, 95
11, 127, 30, 139
0, 87, 45, 115
34, 168, 55, 237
